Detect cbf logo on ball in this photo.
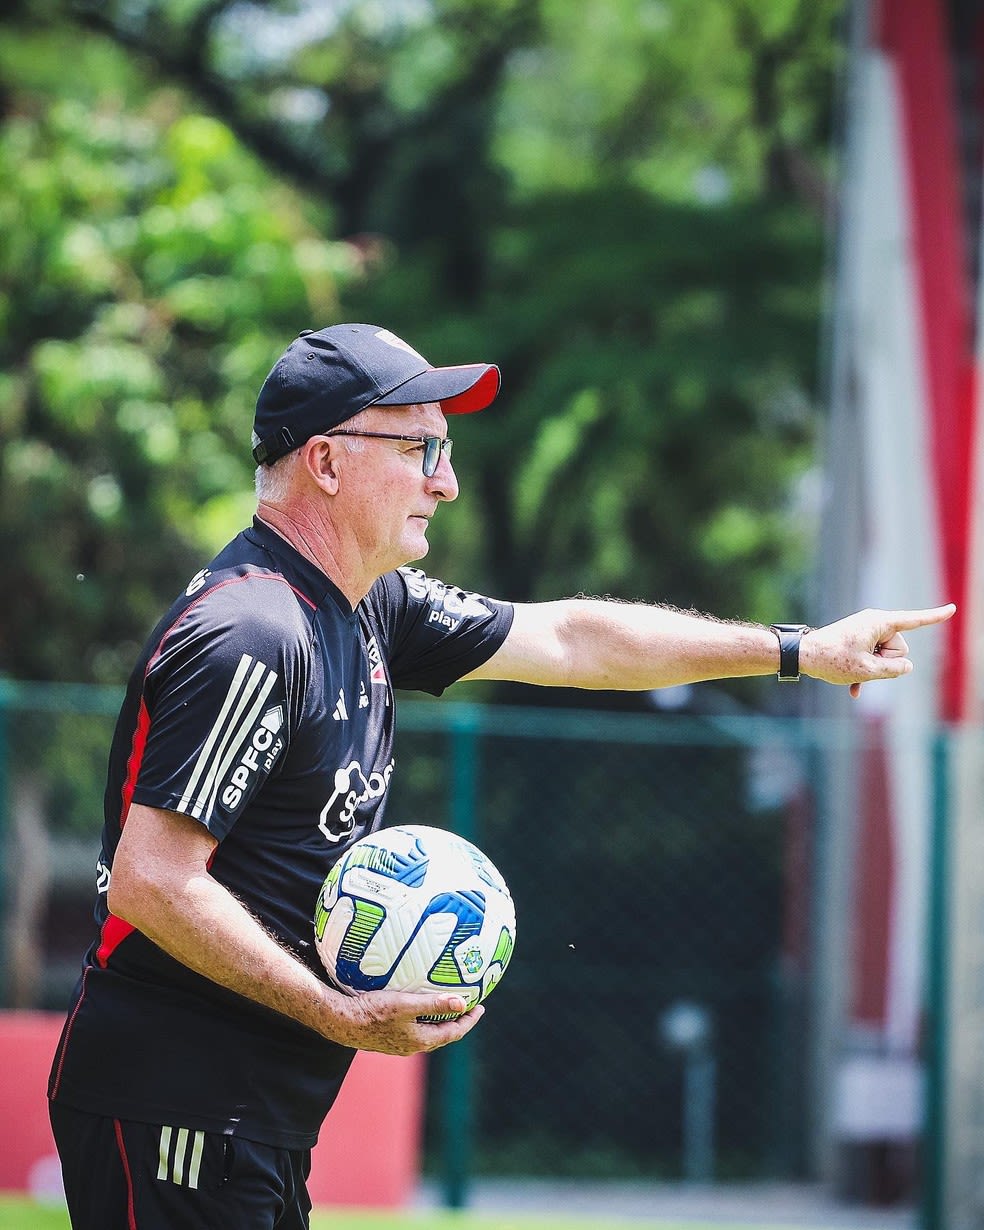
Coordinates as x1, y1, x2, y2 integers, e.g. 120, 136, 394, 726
314, 825, 516, 1019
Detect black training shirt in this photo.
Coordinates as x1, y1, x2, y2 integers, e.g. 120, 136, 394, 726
49, 518, 514, 1148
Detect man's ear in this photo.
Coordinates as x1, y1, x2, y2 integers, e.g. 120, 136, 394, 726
303, 437, 341, 493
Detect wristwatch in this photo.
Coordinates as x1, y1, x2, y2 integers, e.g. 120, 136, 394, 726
769, 624, 812, 682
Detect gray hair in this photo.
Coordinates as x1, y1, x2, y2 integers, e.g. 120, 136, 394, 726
254, 450, 298, 502
254, 422, 370, 502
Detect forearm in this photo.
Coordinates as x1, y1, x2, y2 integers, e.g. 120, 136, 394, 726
562, 601, 777, 689
109, 864, 351, 1041
108, 804, 479, 1054
488, 599, 779, 690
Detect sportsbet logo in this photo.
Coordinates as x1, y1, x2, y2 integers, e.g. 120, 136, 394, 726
399, 568, 492, 632
219, 705, 285, 811
318, 758, 395, 843
185, 567, 211, 596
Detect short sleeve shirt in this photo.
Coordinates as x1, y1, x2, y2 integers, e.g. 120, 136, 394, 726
48, 519, 514, 1149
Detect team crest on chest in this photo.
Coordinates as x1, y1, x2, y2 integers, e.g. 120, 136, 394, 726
365, 635, 386, 684
365, 636, 390, 706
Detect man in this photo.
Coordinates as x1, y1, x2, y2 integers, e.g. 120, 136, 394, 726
48, 323, 954, 1229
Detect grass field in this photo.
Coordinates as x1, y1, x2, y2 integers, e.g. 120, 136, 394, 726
0, 1194, 798, 1230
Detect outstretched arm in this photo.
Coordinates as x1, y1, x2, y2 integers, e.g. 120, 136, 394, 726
463, 599, 956, 696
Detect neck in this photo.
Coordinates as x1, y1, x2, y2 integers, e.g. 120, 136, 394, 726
255, 502, 373, 608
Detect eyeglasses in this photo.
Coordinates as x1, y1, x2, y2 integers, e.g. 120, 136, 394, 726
324, 430, 453, 478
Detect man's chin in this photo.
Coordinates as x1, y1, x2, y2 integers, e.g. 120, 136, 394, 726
400, 536, 430, 567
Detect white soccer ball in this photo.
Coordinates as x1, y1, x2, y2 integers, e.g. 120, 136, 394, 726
314, 824, 516, 1019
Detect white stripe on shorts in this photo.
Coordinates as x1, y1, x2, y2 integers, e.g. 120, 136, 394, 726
187, 1130, 205, 1190
157, 1125, 171, 1181
156, 1124, 206, 1187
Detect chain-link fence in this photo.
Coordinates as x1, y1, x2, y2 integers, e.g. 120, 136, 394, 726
1, 682, 956, 1212
392, 703, 819, 1193
0, 683, 122, 1012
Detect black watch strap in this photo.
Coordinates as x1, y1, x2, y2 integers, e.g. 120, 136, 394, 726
769, 624, 812, 682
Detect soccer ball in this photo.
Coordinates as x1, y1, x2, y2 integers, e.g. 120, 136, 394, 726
314, 824, 516, 1020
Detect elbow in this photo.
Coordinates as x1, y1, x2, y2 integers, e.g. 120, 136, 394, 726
105, 871, 135, 925
106, 859, 156, 929
105, 803, 215, 933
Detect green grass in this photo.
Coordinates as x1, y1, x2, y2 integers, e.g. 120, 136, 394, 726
0, 1195, 803, 1230
1, 1200, 647, 1229
0, 1197, 71, 1229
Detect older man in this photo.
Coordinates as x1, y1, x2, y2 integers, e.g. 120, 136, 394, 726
48, 323, 954, 1229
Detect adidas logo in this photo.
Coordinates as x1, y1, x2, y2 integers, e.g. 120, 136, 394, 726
157, 1125, 205, 1189
332, 688, 348, 721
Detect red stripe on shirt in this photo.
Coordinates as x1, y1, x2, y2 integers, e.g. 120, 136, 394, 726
114, 1118, 138, 1229
95, 912, 137, 969
120, 697, 152, 827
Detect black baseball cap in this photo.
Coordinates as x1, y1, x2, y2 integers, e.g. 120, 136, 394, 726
252, 323, 501, 465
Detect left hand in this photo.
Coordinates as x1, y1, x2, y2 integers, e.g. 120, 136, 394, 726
799, 604, 956, 697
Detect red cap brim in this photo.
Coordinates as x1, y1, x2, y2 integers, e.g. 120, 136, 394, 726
375, 364, 501, 415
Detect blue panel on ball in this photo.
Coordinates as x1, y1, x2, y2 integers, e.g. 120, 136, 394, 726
420, 892, 485, 987
341, 834, 429, 888
424, 890, 485, 926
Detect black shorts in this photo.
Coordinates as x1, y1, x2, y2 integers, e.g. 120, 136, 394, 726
49, 1102, 312, 1230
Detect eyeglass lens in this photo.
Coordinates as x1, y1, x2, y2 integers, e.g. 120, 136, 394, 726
423, 437, 452, 477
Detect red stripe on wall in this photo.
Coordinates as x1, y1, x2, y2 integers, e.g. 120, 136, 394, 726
877, 0, 976, 718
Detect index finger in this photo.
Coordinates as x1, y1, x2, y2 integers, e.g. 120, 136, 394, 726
884, 604, 956, 632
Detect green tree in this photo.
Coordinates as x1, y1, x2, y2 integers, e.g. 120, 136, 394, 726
351, 191, 820, 624
0, 0, 842, 698
0, 30, 360, 680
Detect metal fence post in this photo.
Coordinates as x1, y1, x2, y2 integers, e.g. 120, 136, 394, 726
921, 729, 950, 1230
440, 704, 481, 1210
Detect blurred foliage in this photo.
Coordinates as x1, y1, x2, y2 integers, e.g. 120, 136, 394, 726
355, 193, 822, 629
0, 0, 843, 696
0, 28, 358, 680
